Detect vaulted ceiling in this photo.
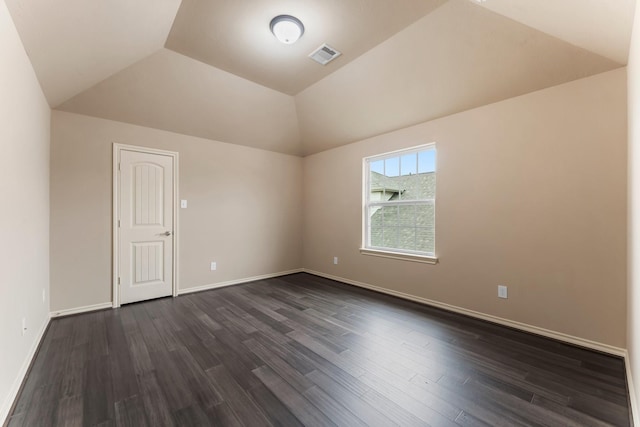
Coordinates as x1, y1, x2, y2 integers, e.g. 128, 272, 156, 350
5, 0, 636, 156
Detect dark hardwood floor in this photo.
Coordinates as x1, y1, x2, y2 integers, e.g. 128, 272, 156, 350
5, 273, 632, 426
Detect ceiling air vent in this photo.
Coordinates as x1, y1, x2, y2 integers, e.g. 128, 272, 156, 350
309, 43, 341, 65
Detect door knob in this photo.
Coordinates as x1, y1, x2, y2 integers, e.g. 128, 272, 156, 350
162, 231, 172, 236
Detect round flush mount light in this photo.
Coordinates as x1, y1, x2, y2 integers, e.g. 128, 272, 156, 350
270, 15, 304, 44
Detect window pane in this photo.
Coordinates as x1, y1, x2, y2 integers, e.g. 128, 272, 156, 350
421, 173, 436, 199
370, 159, 384, 175
384, 157, 400, 177
382, 205, 398, 227
369, 206, 383, 227
418, 149, 436, 173
370, 172, 394, 202
397, 227, 416, 251
400, 153, 417, 176
382, 228, 398, 248
398, 205, 415, 226
370, 225, 383, 247
415, 204, 435, 228
399, 174, 419, 201
416, 227, 435, 253
398, 171, 435, 201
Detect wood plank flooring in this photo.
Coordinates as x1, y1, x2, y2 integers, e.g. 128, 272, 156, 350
5, 273, 632, 426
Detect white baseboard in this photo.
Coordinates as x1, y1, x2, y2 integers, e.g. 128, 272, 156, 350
623, 350, 640, 426
178, 269, 305, 296
303, 269, 626, 357
1, 313, 50, 425
50, 270, 305, 316
50, 302, 113, 318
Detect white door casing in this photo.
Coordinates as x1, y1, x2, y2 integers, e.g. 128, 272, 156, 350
113, 144, 178, 306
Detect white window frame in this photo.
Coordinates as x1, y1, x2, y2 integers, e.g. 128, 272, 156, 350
360, 143, 438, 264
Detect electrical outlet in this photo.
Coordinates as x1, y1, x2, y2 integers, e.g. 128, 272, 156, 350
22, 318, 26, 336
210, 262, 217, 271
333, 257, 338, 265
498, 285, 508, 299
181, 200, 188, 209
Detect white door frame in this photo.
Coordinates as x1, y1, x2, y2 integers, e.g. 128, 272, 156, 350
112, 143, 179, 308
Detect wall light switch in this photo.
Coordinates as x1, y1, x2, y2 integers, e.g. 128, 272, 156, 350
210, 262, 217, 271
333, 257, 338, 265
498, 285, 508, 299
181, 200, 188, 209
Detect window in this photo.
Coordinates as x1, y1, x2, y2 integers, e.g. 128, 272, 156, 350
362, 144, 437, 263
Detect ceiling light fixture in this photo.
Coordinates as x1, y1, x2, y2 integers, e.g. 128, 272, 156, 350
270, 15, 304, 44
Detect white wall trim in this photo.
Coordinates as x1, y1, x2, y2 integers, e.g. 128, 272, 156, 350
178, 269, 305, 296
304, 269, 627, 357
1, 313, 50, 424
50, 302, 113, 318
50, 270, 304, 316
623, 350, 640, 425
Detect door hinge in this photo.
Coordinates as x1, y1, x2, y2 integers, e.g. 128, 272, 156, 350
118, 277, 120, 285
118, 162, 121, 171
118, 219, 120, 228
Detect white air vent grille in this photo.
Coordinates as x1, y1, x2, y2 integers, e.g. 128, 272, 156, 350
309, 44, 341, 65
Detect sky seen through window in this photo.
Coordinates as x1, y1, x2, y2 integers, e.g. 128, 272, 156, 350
370, 150, 436, 177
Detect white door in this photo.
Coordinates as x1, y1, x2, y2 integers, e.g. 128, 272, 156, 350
118, 149, 174, 304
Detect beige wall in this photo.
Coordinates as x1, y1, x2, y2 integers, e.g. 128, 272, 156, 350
628, 0, 640, 415
303, 68, 627, 348
50, 110, 303, 312
0, 0, 51, 421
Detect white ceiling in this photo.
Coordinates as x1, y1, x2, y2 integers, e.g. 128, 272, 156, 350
4, 0, 636, 155
166, 0, 448, 95
473, 0, 635, 64
4, 0, 181, 107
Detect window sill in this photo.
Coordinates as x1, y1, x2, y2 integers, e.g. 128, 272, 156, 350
359, 248, 438, 264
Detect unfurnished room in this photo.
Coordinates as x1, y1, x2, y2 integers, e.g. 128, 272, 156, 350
3, 0, 640, 425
